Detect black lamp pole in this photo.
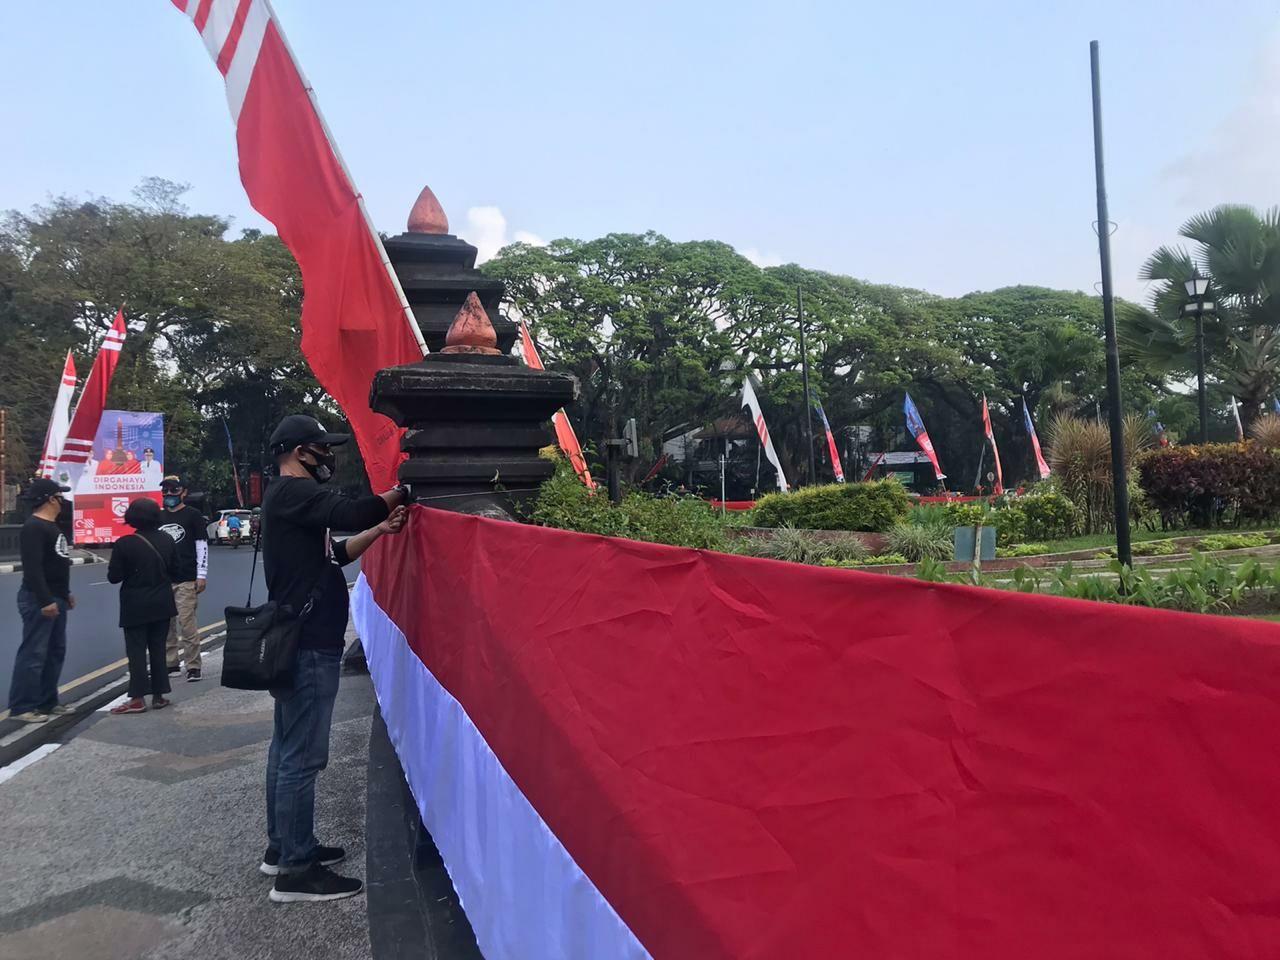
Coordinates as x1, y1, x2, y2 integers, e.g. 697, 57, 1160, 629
1196, 311, 1209, 444
1089, 41, 1132, 567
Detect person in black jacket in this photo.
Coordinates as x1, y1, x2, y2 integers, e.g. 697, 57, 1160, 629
259, 414, 408, 904
8, 478, 75, 724
107, 498, 180, 715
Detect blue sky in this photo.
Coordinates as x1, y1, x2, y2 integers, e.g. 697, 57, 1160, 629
2, 1, 1277, 302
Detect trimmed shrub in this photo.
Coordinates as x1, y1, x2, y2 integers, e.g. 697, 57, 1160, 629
751, 479, 912, 532
1019, 489, 1080, 541
1137, 443, 1280, 528
996, 542, 1050, 558
746, 526, 869, 565
1198, 532, 1269, 552
530, 459, 728, 549
853, 553, 910, 566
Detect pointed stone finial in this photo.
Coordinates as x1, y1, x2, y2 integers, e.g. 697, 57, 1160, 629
441, 292, 502, 355
407, 184, 449, 234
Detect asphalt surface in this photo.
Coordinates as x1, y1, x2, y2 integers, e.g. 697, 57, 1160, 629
0, 544, 360, 711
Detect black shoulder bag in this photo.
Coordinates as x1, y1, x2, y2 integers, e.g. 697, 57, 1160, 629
222, 532, 312, 691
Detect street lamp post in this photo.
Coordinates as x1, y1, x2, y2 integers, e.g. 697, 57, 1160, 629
1182, 274, 1213, 444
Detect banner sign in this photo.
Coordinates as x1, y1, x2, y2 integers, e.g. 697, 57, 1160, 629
356, 508, 1280, 959
64, 410, 165, 544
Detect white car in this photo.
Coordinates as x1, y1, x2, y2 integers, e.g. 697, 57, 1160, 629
207, 509, 254, 544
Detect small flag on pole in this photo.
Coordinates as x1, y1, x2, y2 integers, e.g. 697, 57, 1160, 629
222, 418, 245, 507
57, 310, 127, 481
903, 392, 945, 481
981, 395, 1004, 495
812, 400, 845, 483
518, 320, 595, 490
1022, 398, 1051, 480
1232, 396, 1245, 441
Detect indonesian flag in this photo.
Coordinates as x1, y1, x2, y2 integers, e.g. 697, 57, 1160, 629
1232, 396, 1245, 442
168, 0, 424, 491
742, 376, 789, 492
57, 310, 127, 475
519, 319, 595, 490
812, 399, 845, 483
38, 351, 77, 478
903, 391, 945, 480
1022, 397, 1051, 480
981, 395, 1004, 495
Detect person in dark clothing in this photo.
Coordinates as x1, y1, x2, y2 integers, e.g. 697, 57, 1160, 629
8, 478, 75, 724
260, 414, 408, 904
107, 498, 180, 714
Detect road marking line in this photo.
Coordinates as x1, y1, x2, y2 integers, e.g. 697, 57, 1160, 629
0, 743, 61, 786
0, 620, 228, 723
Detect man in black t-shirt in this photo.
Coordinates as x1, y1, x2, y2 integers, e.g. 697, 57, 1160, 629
159, 476, 208, 681
259, 414, 408, 904
8, 478, 75, 723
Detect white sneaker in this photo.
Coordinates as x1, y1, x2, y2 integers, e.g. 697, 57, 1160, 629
13, 711, 50, 724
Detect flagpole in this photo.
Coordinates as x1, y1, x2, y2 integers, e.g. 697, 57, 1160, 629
1089, 40, 1132, 567
797, 286, 817, 486
260, 0, 428, 357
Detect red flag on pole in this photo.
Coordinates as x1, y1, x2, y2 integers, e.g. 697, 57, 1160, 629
981, 395, 1005, 495
168, 0, 426, 491
58, 310, 127, 472
518, 320, 595, 489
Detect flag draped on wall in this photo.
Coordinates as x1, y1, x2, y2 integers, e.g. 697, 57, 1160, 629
518, 320, 595, 489
981, 395, 1004, 495
168, 0, 425, 491
742, 377, 789, 492
903, 392, 945, 480
1022, 397, 1051, 480
57, 311, 127, 474
812, 400, 845, 483
38, 351, 77, 478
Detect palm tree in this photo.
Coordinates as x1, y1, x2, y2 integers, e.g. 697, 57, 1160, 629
1119, 205, 1280, 425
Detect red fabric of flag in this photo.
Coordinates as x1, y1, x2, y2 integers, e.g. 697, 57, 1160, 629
981, 395, 1004, 495
59, 310, 127, 468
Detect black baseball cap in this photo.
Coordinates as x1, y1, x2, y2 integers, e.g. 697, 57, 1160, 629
27, 478, 70, 500
269, 414, 350, 454
161, 475, 185, 493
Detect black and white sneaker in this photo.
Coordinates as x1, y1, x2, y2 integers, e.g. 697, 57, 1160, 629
260, 845, 346, 876
186, 669, 202, 682
269, 864, 363, 903
167, 666, 181, 676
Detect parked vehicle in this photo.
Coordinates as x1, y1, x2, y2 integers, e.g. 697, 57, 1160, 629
207, 509, 254, 544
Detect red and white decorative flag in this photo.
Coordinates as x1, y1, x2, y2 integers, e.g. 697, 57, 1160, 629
167, 0, 425, 491
981, 395, 1004, 495
57, 311, 127, 477
742, 376, 789, 492
519, 319, 595, 490
1232, 396, 1245, 442
38, 350, 77, 478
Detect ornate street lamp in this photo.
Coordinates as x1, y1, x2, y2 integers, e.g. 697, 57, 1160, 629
1182, 274, 1214, 444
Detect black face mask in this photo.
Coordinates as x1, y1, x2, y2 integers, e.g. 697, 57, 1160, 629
301, 445, 336, 484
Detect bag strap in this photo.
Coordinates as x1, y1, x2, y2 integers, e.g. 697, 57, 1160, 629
246, 525, 262, 607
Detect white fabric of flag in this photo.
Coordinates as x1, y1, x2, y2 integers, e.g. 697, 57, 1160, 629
741, 377, 790, 493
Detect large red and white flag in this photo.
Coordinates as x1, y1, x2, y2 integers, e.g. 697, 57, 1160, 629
168, 0, 425, 490
742, 376, 789, 492
38, 351, 77, 478
981, 394, 1004, 495
519, 320, 595, 490
57, 311, 127, 476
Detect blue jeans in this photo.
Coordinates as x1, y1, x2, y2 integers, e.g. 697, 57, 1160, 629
266, 648, 342, 870
9, 588, 68, 715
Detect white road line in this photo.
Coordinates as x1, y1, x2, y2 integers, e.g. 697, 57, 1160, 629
0, 743, 61, 786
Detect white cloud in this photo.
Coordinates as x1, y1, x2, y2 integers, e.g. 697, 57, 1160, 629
739, 246, 783, 268
463, 206, 548, 263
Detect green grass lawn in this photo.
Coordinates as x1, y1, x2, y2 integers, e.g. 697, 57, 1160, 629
1033, 522, 1278, 556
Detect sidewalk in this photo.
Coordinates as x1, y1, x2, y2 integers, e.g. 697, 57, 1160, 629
0, 629, 375, 960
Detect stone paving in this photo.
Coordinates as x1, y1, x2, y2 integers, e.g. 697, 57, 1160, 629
0, 630, 376, 960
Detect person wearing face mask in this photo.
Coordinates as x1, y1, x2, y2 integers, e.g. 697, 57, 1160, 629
8, 478, 76, 724
159, 476, 209, 681
259, 414, 409, 903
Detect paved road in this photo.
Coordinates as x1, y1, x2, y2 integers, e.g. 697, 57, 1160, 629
0, 545, 360, 710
